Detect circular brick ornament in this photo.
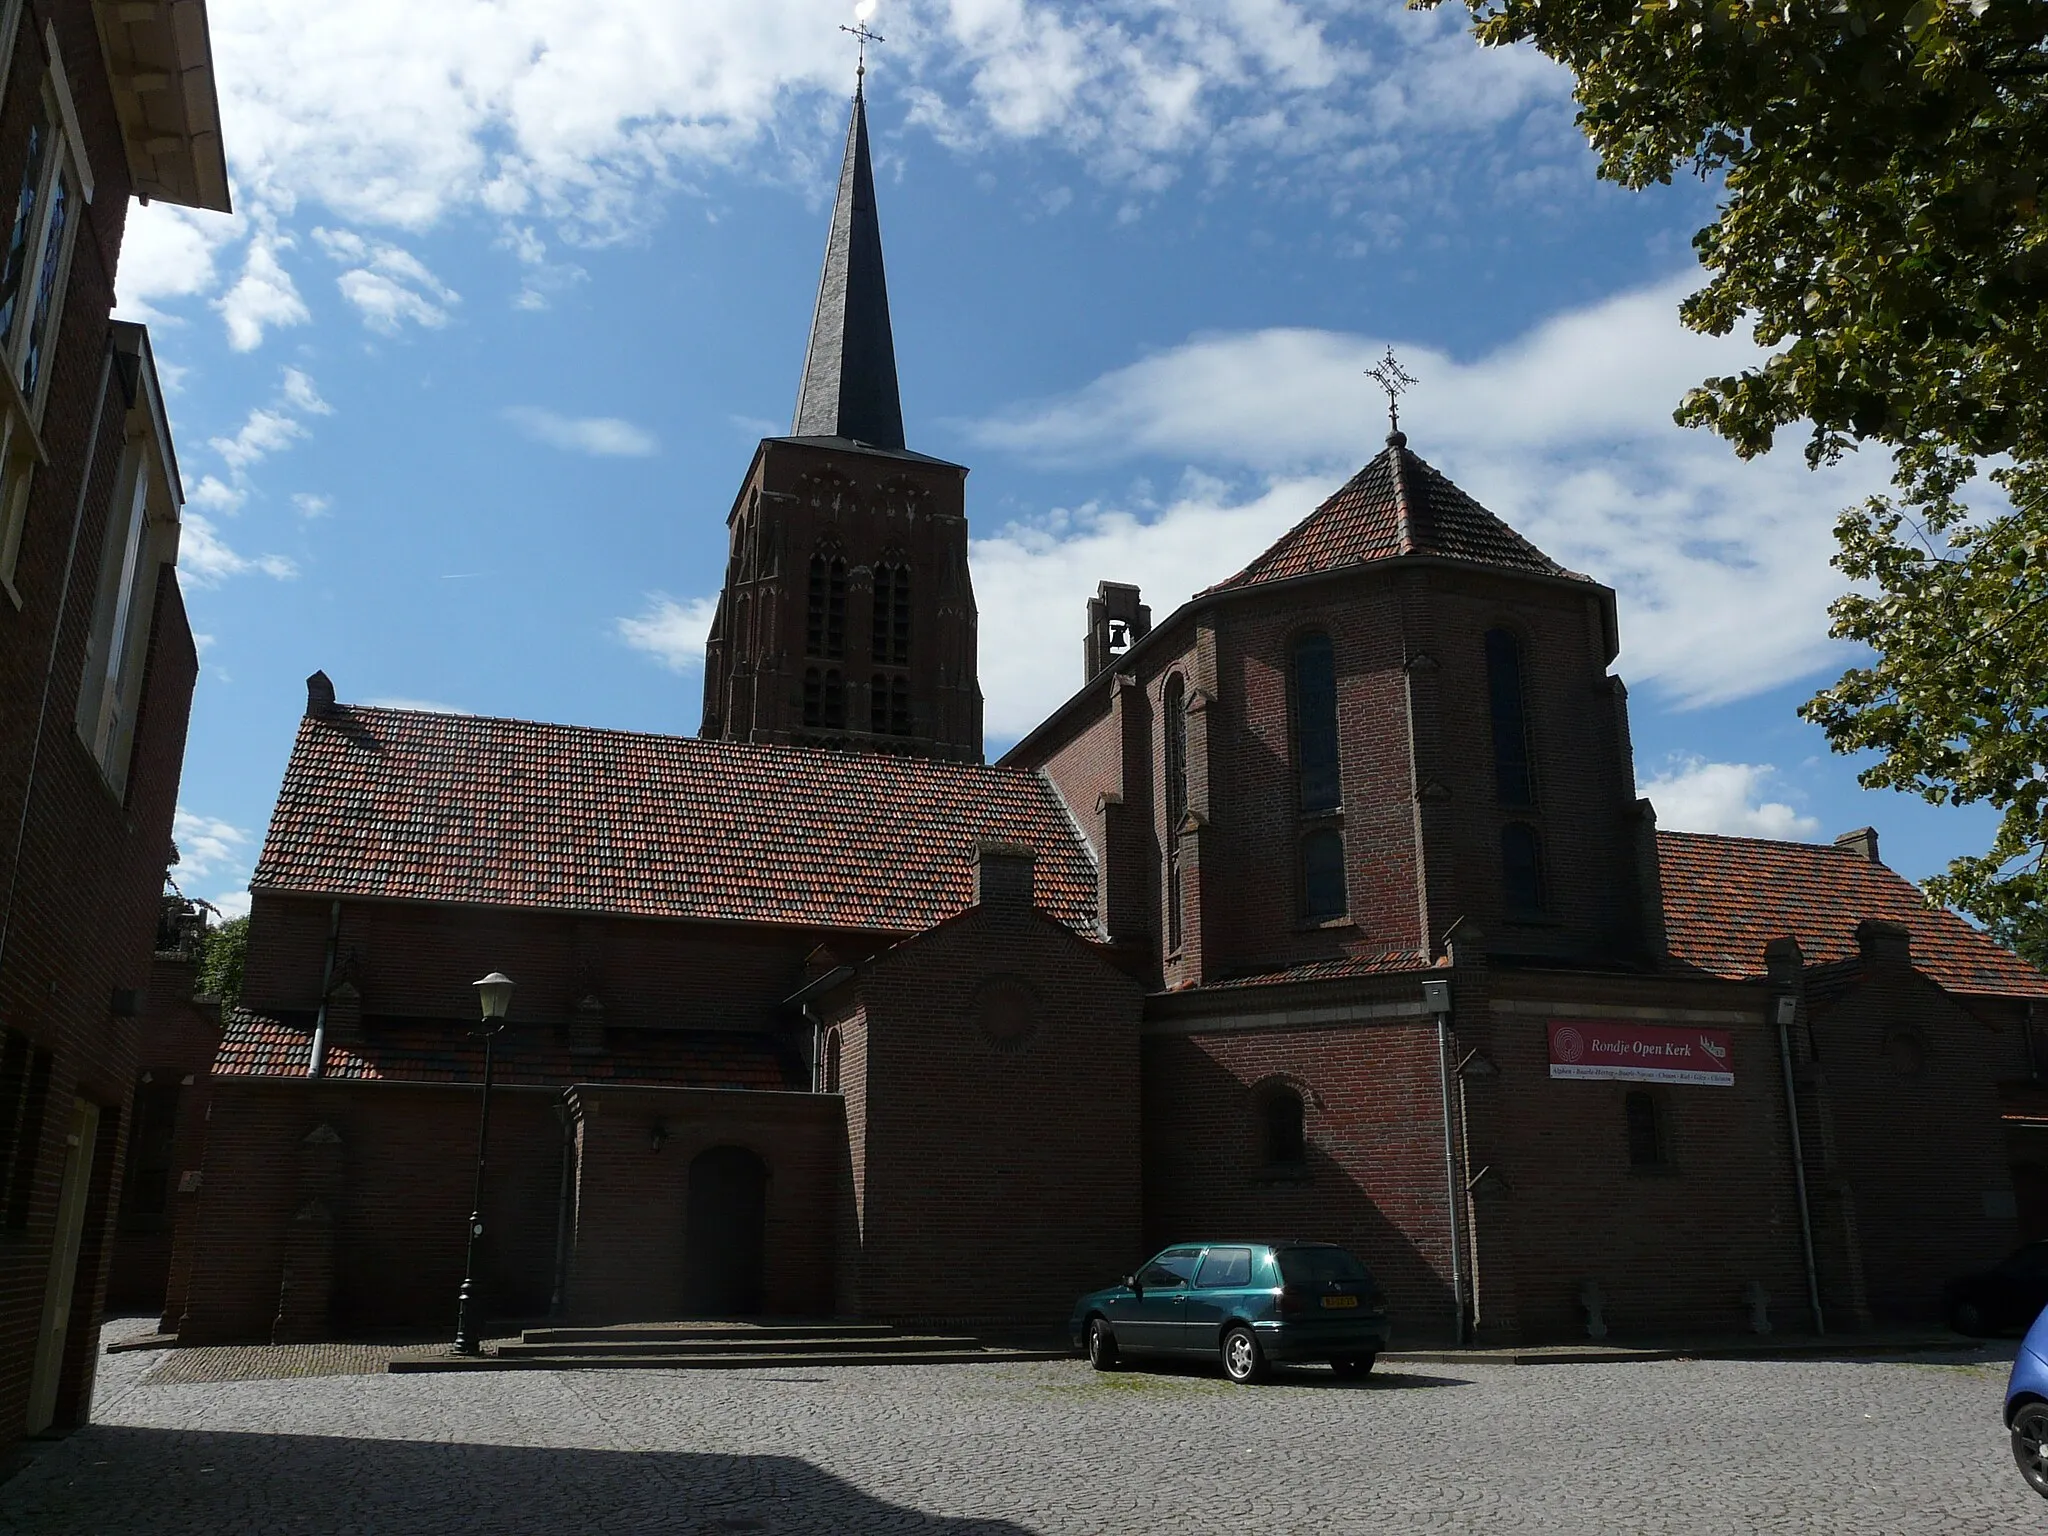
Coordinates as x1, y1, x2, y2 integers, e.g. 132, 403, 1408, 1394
974, 976, 1040, 1053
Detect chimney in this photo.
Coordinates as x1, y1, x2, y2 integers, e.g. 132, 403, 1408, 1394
974, 841, 1038, 920
1855, 918, 1912, 968
306, 670, 336, 717
1833, 826, 1881, 865
1085, 582, 1151, 682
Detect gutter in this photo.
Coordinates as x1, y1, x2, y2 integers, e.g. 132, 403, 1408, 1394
1774, 996, 1825, 1335
305, 899, 342, 1078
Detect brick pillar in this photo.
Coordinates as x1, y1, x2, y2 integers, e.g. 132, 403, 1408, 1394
272, 1123, 343, 1344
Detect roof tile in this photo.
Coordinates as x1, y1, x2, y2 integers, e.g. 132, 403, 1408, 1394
1657, 830, 2048, 997
1204, 441, 1580, 595
252, 706, 1098, 934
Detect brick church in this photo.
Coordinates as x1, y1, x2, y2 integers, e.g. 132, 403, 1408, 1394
145, 84, 2048, 1350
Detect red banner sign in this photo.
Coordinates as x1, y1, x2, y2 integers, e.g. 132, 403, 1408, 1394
1547, 1019, 1733, 1086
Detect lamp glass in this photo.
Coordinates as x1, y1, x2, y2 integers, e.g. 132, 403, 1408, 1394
474, 972, 515, 1021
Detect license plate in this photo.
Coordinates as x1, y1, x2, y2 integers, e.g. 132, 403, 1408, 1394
1321, 1295, 1358, 1310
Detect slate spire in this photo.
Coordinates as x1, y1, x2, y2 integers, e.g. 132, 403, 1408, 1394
792, 85, 905, 450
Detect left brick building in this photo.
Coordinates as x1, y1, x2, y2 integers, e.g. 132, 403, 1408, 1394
0, 0, 227, 1450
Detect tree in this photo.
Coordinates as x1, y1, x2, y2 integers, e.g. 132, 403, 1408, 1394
1421, 0, 2048, 932
195, 915, 249, 1013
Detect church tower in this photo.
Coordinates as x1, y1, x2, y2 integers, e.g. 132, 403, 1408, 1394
699, 83, 983, 762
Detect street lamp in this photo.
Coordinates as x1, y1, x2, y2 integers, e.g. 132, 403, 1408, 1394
453, 971, 513, 1356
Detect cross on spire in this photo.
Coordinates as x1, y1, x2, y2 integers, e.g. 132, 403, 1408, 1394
1367, 346, 1418, 443
841, 2, 885, 91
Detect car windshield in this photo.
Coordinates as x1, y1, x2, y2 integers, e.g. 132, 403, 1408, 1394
1276, 1246, 1370, 1286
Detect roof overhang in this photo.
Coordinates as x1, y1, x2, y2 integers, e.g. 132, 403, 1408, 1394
93, 0, 231, 213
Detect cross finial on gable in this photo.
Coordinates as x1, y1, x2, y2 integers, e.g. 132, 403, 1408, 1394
841, 0, 885, 90
1367, 345, 1418, 443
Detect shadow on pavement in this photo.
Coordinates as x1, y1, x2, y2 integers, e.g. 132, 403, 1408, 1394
0, 1425, 1036, 1535
1099, 1357, 1470, 1391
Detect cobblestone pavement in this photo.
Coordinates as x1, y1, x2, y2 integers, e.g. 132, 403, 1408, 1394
2, 1319, 2040, 1534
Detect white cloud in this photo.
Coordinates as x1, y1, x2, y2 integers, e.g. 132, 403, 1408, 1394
1639, 756, 1822, 842
210, 890, 254, 922
186, 475, 246, 515
292, 492, 332, 518
209, 408, 307, 472
113, 203, 238, 322
507, 406, 658, 457
315, 227, 459, 332
617, 593, 720, 670
214, 234, 310, 351
172, 809, 253, 879
280, 368, 333, 416
179, 513, 298, 586
963, 275, 1893, 730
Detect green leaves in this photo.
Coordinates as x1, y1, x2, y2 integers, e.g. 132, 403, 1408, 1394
1423, 0, 2048, 956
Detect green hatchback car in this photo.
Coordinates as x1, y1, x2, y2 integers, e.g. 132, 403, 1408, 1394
1068, 1241, 1391, 1383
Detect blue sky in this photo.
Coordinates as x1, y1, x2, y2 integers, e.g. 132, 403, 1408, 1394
125, 0, 1994, 918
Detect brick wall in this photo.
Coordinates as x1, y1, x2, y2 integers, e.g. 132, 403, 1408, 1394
565, 1085, 842, 1321
843, 898, 1144, 1326
0, 2, 194, 1444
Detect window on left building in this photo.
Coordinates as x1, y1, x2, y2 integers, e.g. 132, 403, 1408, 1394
0, 51, 89, 602
74, 329, 183, 797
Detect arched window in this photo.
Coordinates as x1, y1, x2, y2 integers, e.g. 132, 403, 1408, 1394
890, 675, 910, 737
1293, 631, 1340, 813
822, 669, 846, 730
1502, 822, 1543, 914
807, 552, 847, 659
803, 667, 823, 727
1259, 1084, 1307, 1168
870, 673, 889, 734
1164, 675, 1187, 951
1625, 1091, 1663, 1167
1485, 627, 1533, 806
823, 1029, 843, 1094
873, 561, 910, 666
1303, 828, 1346, 920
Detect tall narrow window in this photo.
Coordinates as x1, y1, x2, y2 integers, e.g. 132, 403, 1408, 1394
1625, 1091, 1664, 1167
1293, 631, 1340, 813
890, 676, 910, 737
823, 1030, 843, 1094
803, 668, 823, 727
1259, 1085, 1307, 1168
1502, 822, 1543, 914
18, 164, 68, 402
873, 561, 911, 666
822, 669, 845, 729
1485, 627, 1533, 806
807, 553, 847, 658
1302, 829, 1346, 920
0, 109, 50, 350
1164, 675, 1187, 951
871, 672, 889, 734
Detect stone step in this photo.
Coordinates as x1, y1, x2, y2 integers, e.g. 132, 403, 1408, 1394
495, 1333, 985, 1359
389, 1347, 1068, 1375
520, 1321, 898, 1346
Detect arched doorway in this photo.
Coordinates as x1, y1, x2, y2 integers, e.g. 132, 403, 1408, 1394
683, 1145, 768, 1316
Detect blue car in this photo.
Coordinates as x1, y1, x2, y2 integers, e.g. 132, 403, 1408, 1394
1068, 1241, 1392, 1384
2005, 1304, 2048, 1498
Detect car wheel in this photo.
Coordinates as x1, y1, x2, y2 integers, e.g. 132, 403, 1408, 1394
1330, 1354, 1376, 1380
1220, 1325, 1267, 1385
1951, 1300, 1986, 1336
2014, 1403, 2048, 1499
1086, 1318, 1120, 1372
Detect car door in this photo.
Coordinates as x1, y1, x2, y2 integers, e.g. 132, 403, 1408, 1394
1185, 1245, 1256, 1354
1120, 1248, 1200, 1352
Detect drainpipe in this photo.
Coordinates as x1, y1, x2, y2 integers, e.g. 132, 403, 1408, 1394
1774, 992, 1825, 1335
305, 899, 342, 1077
802, 1004, 825, 1093
1422, 976, 1465, 1346
0, 337, 116, 977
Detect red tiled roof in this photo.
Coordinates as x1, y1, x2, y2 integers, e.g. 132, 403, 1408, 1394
252, 706, 1098, 934
1193, 951, 1437, 991
1657, 830, 2048, 997
215, 1010, 796, 1088
1204, 441, 1580, 595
